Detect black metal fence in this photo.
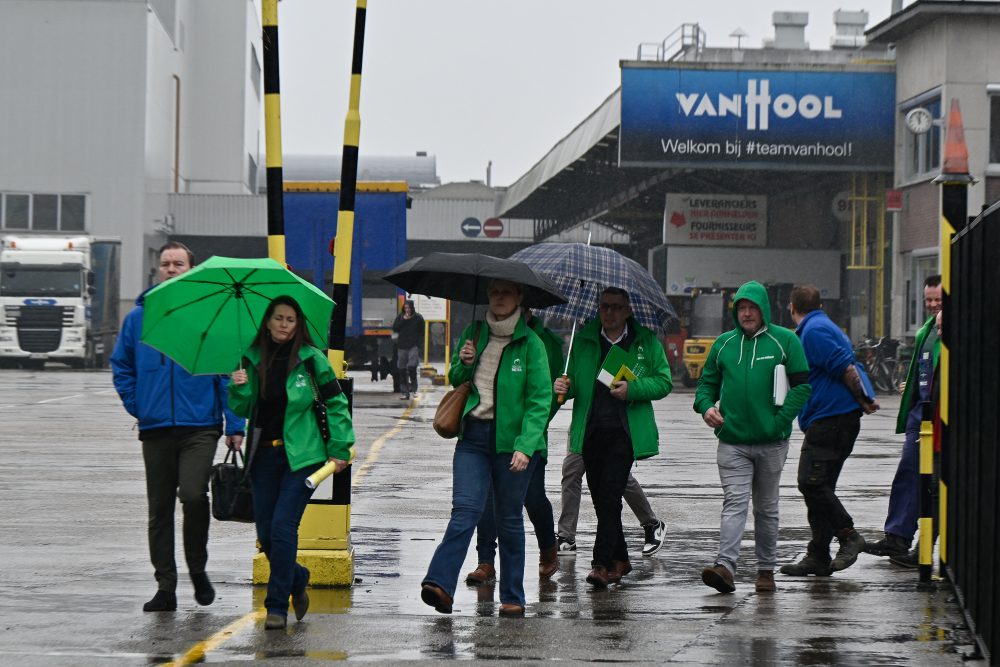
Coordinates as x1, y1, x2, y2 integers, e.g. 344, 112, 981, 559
946, 201, 1000, 663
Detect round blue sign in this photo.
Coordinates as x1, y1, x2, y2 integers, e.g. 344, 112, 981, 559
461, 217, 482, 237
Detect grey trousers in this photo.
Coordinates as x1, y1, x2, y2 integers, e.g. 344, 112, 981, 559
558, 450, 657, 541
142, 429, 220, 592
714, 440, 789, 574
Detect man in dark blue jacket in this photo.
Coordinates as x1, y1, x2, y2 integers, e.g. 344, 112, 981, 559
780, 285, 878, 578
111, 242, 244, 612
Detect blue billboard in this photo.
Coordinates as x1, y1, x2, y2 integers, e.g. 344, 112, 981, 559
620, 67, 895, 171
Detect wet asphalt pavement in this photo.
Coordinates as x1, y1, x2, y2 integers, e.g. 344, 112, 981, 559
0, 368, 985, 665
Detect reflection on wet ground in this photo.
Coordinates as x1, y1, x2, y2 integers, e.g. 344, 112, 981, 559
0, 371, 985, 664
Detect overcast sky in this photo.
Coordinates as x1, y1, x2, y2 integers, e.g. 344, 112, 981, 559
276, 0, 903, 187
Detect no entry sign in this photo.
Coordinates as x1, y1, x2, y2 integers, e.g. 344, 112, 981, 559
483, 218, 504, 238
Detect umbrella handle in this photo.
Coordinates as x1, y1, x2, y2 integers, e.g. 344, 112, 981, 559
556, 374, 569, 405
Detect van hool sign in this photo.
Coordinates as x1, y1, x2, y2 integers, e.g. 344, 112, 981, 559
621, 67, 895, 171
664, 194, 767, 247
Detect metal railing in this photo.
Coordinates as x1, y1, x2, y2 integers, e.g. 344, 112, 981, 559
946, 201, 999, 663
635, 23, 706, 62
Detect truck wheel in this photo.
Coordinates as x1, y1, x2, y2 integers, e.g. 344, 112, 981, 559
682, 369, 698, 388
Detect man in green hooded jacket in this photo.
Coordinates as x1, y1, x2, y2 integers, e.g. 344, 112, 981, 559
694, 281, 811, 594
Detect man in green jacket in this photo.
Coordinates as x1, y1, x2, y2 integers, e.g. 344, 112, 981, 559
694, 281, 811, 594
553, 287, 672, 588
865, 274, 942, 563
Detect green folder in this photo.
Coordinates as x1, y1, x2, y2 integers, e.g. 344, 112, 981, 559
596, 344, 649, 387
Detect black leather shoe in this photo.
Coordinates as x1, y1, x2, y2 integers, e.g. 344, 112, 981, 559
191, 572, 215, 606
292, 568, 310, 621
143, 590, 177, 612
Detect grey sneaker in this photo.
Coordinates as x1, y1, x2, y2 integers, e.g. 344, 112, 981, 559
831, 529, 866, 571
642, 519, 666, 557
557, 536, 576, 553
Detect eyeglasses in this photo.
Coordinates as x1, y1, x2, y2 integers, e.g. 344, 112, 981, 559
599, 303, 627, 312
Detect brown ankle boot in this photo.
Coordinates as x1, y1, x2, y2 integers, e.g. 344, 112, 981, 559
586, 566, 610, 588
607, 559, 633, 584
465, 562, 496, 585
755, 570, 776, 592
539, 546, 559, 578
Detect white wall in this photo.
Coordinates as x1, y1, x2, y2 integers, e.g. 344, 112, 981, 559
0, 0, 150, 303
182, 0, 259, 194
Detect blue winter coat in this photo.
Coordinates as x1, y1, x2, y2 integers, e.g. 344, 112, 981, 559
110, 290, 244, 436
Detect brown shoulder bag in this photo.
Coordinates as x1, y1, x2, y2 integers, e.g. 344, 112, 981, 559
433, 323, 480, 439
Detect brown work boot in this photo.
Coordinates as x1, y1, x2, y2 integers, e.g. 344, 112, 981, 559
701, 564, 735, 593
498, 603, 526, 617
607, 559, 633, 584
420, 583, 454, 614
831, 528, 866, 572
539, 546, 559, 578
586, 566, 610, 588
755, 570, 776, 592
465, 562, 496, 585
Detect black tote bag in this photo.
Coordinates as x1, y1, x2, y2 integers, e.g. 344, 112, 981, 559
210, 444, 255, 523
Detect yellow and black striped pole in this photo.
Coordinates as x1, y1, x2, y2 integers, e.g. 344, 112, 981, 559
933, 98, 973, 581
329, 0, 367, 379
262, 0, 285, 265
916, 412, 935, 588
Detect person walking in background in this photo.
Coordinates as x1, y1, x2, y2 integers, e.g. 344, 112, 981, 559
557, 456, 667, 558
466, 307, 563, 585
866, 275, 942, 563
694, 280, 811, 594
392, 299, 425, 400
111, 242, 245, 613
780, 285, 878, 579
421, 279, 552, 617
552, 287, 672, 588
229, 295, 354, 630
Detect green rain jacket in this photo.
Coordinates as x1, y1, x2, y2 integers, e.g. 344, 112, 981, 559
228, 344, 355, 470
527, 315, 565, 428
448, 314, 553, 458
896, 314, 940, 434
561, 317, 673, 460
693, 281, 812, 444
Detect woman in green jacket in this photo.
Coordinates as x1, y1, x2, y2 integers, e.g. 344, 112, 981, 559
229, 296, 354, 630
420, 279, 553, 618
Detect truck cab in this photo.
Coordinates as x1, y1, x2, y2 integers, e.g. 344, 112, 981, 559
0, 235, 120, 369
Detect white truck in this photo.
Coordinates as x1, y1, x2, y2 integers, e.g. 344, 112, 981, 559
0, 235, 121, 369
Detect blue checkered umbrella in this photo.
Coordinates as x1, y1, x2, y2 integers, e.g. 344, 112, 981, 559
510, 243, 677, 331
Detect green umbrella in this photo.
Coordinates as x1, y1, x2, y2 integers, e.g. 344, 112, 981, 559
141, 256, 334, 375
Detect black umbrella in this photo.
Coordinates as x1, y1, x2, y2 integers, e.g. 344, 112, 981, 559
383, 252, 567, 308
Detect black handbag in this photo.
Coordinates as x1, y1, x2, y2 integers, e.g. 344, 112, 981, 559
210, 443, 255, 523
305, 358, 332, 442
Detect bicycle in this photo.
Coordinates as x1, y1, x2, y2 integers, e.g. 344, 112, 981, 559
854, 336, 899, 394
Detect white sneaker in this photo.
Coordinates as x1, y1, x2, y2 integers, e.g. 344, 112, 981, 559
642, 519, 666, 557
557, 536, 576, 553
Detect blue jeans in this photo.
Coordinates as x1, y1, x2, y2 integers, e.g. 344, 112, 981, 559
715, 440, 789, 574
475, 457, 556, 564
423, 418, 538, 607
884, 406, 923, 541
250, 445, 321, 617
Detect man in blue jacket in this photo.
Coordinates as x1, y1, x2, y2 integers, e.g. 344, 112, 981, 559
111, 242, 245, 612
780, 285, 878, 578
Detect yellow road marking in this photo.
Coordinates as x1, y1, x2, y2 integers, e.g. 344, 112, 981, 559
352, 389, 422, 486
164, 610, 264, 667
165, 387, 422, 664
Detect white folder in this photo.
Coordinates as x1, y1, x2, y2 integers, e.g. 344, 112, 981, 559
773, 363, 788, 406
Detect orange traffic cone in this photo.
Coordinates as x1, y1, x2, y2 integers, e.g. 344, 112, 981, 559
938, 99, 973, 181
